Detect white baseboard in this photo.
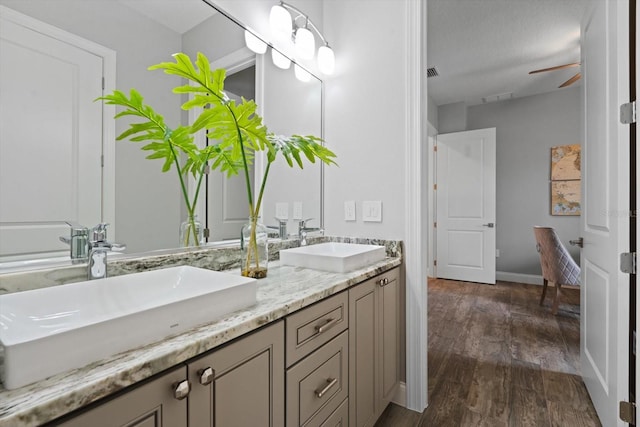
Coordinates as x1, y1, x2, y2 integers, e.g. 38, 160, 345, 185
496, 271, 543, 285
392, 381, 407, 407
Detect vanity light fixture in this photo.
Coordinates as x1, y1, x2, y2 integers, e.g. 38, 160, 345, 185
294, 64, 311, 82
272, 48, 292, 69
244, 2, 336, 80
244, 30, 267, 54
271, 2, 334, 74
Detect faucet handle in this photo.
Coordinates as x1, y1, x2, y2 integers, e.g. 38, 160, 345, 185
91, 223, 109, 242
299, 218, 314, 228
275, 217, 288, 225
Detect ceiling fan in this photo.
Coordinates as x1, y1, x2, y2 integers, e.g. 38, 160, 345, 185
529, 62, 581, 88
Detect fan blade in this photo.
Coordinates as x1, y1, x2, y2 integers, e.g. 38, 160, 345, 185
559, 72, 582, 88
529, 62, 580, 74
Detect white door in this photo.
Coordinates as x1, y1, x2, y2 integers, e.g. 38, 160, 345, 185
435, 128, 496, 284
0, 7, 105, 259
580, 1, 630, 425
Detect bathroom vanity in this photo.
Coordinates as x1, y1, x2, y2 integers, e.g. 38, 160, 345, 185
0, 239, 403, 427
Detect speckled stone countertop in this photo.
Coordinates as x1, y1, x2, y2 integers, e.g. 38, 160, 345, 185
0, 239, 402, 427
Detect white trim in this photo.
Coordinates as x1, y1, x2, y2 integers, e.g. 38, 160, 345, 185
391, 382, 407, 407
496, 271, 544, 285
427, 123, 437, 278
404, 0, 428, 412
0, 6, 116, 240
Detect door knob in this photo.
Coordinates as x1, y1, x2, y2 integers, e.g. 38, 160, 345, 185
569, 237, 584, 248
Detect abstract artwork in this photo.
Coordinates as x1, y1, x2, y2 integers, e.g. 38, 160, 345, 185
550, 144, 581, 216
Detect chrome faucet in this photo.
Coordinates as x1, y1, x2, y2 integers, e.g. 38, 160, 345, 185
298, 218, 323, 246
88, 223, 126, 280
59, 222, 89, 263
266, 218, 288, 239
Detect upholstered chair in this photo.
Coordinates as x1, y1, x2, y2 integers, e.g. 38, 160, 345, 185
533, 226, 581, 314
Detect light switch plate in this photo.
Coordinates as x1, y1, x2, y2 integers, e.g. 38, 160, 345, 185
362, 201, 382, 222
344, 201, 356, 221
292, 202, 303, 220
275, 202, 288, 220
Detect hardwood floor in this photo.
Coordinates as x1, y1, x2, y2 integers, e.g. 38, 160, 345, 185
375, 278, 601, 427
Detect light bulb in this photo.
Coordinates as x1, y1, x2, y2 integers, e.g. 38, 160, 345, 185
295, 27, 315, 60
270, 4, 292, 40
244, 30, 267, 54
294, 64, 311, 82
317, 45, 335, 75
271, 48, 291, 69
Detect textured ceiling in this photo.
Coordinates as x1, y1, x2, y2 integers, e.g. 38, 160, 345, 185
428, 0, 591, 106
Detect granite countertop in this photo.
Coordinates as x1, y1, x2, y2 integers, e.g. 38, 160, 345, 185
0, 257, 401, 427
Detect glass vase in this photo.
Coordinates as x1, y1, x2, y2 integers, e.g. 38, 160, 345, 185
180, 215, 203, 247
241, 216, 268, 278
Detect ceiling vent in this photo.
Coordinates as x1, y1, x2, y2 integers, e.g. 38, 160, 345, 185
426, 67, 439, 78
481, 92, 513, 103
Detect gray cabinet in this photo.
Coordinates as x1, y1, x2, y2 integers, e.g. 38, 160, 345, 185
58, 365, 189, 427
188, 321, 285, 427
349, 268, 400, 427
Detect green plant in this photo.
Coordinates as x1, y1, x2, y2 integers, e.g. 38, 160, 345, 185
100, 52, 336, 273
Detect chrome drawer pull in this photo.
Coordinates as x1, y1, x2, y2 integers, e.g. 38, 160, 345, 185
378, 277, 390, 287
315, 317, 338, 335
198, 367, 214, 386
172, 380, 191, 400
315, 378, 338, 398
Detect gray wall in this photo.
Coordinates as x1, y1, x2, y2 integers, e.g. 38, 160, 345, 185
427, 95, 439, 129
466, 87, 581, 275
438, 101, 467, 133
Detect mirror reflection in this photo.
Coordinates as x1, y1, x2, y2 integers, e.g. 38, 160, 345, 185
0, 0, 323, 269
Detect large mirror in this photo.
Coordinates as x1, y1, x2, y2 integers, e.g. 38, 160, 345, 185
0, 0, 323, 270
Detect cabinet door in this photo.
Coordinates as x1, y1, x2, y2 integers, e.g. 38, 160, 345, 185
377, 268, 400, 408
58, 366, 188, 427
349, 278, 377, 427
188, 321, 285, 427
349, 267, 401, 427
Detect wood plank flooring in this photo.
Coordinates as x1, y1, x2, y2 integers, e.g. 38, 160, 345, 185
374, 278, 601, 427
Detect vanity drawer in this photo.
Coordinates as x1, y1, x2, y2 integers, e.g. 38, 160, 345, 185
286, 331, 349, 427
308, 398, 348, 427
286, 291, 348, 367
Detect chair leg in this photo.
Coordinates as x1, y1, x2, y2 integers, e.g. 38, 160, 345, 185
539, 279, 548, 305
552, 282, 562, 315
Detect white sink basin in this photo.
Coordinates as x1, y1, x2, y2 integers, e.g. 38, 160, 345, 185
279, 242, 386, 273
0, 266, 256, 389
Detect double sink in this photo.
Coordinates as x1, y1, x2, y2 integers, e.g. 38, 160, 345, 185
0, 242, 385, 390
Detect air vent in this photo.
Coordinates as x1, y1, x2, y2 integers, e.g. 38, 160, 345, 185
427, 67, 439, 78
481, 92, 513, 103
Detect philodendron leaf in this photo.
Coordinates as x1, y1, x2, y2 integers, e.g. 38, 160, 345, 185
268, 134, 338, 169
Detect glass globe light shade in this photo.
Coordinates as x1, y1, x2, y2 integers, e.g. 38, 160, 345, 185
270, 4, 292, 40
294, 64, 311, 82
271, 48, 291, 70
317, 45, 335, 75
244, 30, 267, 54
295, 27, 315, 60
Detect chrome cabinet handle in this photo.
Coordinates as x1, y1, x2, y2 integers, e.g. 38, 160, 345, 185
315, 378, 338, 398
569, 237, 584, 248
378, 277, 390, 287
198, 367, 214, 386
315, 317, 338, 335
172, 380, 191, 400
482, 223, 495, 228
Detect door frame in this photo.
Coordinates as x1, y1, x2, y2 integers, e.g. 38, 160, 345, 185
0, 5, 116, 240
